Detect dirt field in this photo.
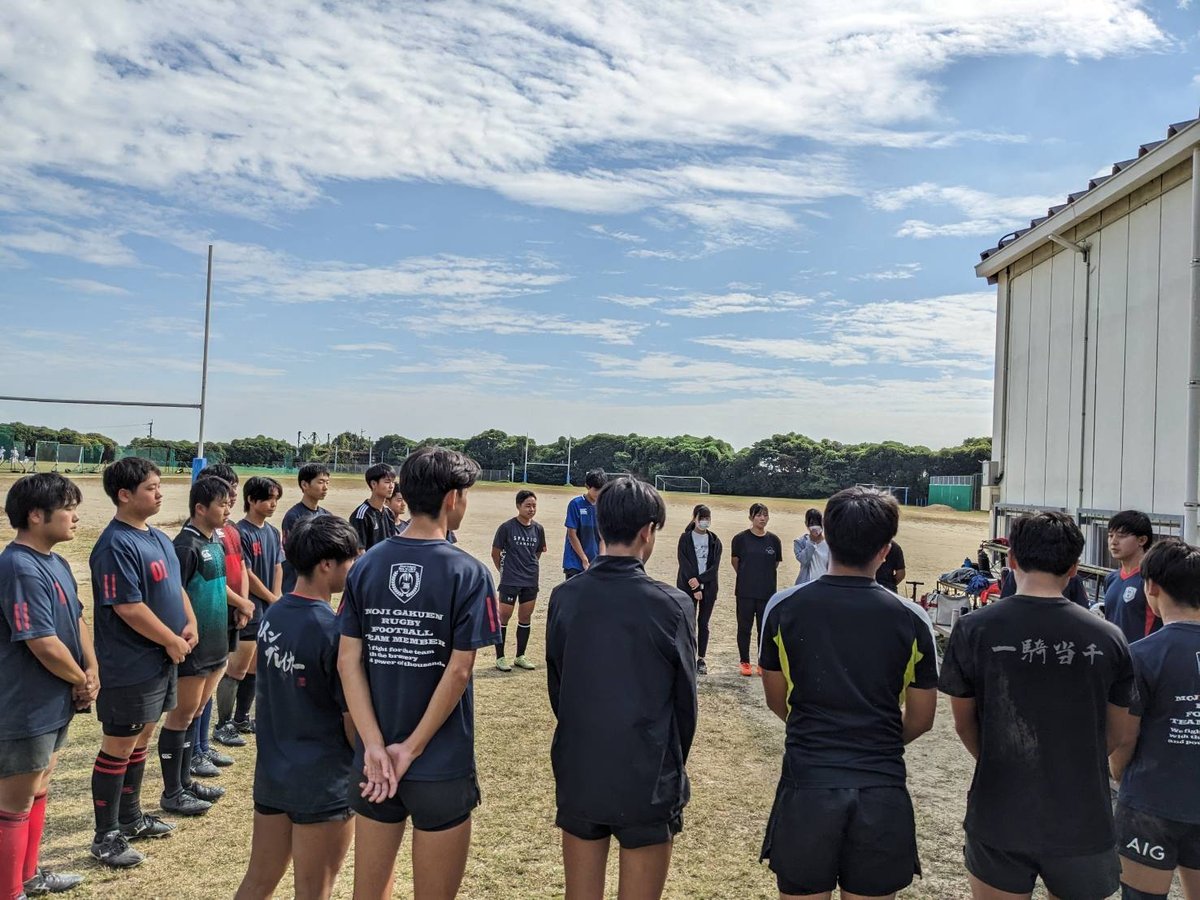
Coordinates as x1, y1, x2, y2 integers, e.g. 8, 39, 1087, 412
0, 473, 1150, 899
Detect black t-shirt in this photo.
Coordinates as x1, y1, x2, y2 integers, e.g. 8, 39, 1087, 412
759, 576, 938, 788
281, 503, 329, 593
0, 544, 84, 740
254, 594, 352, 815
1120, 621, 1200, 824
875, 542, 906, 592
90, 520, 188, 687
338, 537, 501, 781
731, 530, 783, 600
351, 500, 395, 552
939, 595, 1137, 854
492, 518, 547, 590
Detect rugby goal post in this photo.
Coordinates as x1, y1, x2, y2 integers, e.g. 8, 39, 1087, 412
654, 474, 711, 494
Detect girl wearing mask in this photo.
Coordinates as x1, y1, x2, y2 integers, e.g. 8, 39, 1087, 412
676, 505, 722, 675
793, 507, 829, 585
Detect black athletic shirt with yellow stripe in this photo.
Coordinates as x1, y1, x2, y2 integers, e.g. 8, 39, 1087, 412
759, 575, 937, 788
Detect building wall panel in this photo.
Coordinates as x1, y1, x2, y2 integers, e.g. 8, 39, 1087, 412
1043, 248, 1077, 508
1025, 258, 1054, 505
1121, 197, 1162, 510
1090, 215, 1130, 510
1153, 181, 1191, 511
1005, 269, 1033, 504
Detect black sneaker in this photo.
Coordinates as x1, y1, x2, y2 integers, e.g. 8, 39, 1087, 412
205, 748, 234, 767
159, 790, 212, 816
120, 813, 176, 841
213, 721, 246, 747
23, 867, 83, 894
697, 658, 708, 675
190, 753, 220, 778
89, 831, 145, 868
232, 717, 256, 735
186, 781, 225, 803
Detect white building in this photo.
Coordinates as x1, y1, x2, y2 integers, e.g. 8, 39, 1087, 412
976, 113, 1200, 564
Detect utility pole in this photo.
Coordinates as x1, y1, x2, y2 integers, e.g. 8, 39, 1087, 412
148, 420, 153, 440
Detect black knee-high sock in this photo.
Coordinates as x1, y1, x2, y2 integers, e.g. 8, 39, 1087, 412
118, 747, 149, 826
234, 675, 256, 722
216, 674, 239, 725
158, 728, 187, 798
92, 751, 129, 838
516, 622, 532, 657
497, 625, 508, 659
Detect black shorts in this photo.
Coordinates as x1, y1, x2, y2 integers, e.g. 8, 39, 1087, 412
557, 811, 682, 849
177, 655, 227, 679
348, 775, 479, 831
97, 667, 178, 736
1116, 801, 1200, 871
563, 568, 583, 580
0, 724, 70, 778
238, 621, 260, 642
255, 802, 353, 826
761, 783, 919, 896
964, 833, 1120, 898
499, 586, 538, 605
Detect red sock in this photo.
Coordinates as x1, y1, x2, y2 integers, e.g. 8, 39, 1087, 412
23, 793, 46, 883
0, 808, 30, 900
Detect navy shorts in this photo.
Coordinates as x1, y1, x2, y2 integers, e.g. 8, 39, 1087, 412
349, 776, 479, 831
557, 811, 682, 849
97, 667, 178, 735
964, 833, 1119, 898
0, 724, 70, 778
1116, 801, 1200, 871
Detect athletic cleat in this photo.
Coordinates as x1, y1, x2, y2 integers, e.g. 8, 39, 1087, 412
120, 813, 175, 841
232, 717, 256, 735
23, 867, 84, 894
739, 662, 753, 677
513, 655, 536, 670
495, 657, 513, 672
90, 831, 145, 868
697, 659, 708, 675
185, 781, 225, 803
190, 754, 220, 778
159, 790, 212, 816
205, 748, 234, 767
213, 722, 246, 747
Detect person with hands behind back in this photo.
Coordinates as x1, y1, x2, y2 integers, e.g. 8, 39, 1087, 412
676, 504, 722, 675
338, 447, 501, 900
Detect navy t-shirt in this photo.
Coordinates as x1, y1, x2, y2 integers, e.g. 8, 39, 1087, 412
1105, 568, 1162, 644
90, 520, 187, 687
1120, 621, 1200, 824
237, 519, 282, 619
255, 594, 353, 815
493, 518, 547, 590
281, 503, 329, 593
174, 525, 228, 670
0, 544, 84, 740
338, 537, 501, 781
563, 495, 599, 570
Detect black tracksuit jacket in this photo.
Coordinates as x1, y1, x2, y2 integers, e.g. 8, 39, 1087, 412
675, 528, 722, 603
546, 555, 698, 826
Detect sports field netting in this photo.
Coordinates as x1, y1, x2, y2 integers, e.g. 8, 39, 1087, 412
655, 474, 710, 494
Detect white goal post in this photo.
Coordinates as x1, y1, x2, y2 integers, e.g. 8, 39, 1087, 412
654, 474, 711, 494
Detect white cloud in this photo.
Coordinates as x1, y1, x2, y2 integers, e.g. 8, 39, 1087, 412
47, 277, 130, 295
604, 290, 814, 317
331, 343, 396, 354
588, 224, 646, 244
388, 351, 550, 387
851, 263, 922, 281
870, 183, 1064, 239
382, 303, 647, 346
0, 225, 137, 266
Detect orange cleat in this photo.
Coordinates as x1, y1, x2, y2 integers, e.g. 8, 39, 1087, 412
739, 662, 753, 676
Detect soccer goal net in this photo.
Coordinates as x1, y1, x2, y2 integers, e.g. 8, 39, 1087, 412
654, 474, 711, 494
854, 483, 911, 505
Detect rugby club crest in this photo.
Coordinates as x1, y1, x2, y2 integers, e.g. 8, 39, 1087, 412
389, 563, 423, 603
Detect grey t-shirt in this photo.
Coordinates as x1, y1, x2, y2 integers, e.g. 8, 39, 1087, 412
692, 531, 710, 573
492, 518, 547, 589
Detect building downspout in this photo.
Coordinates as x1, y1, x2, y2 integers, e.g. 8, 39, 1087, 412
1184, 147, 1200, 544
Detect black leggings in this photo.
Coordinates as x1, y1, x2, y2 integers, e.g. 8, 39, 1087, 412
736, 595, 767, 664
694, 595, 717, 659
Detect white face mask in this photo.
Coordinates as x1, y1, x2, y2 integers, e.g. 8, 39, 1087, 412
697, 520, 711, 530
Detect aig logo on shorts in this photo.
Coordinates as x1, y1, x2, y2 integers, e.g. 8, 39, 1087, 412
389, 563, 423, 603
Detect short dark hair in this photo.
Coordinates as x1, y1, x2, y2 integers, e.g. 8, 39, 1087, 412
1141, 537, 1200, 610
5, 473, 83, 530
103, 457, 160, 505
397, 446, 480, 518
749, 502, 769, 518
298, 463, 330, 487
693, 504, 711, 520
805, 508, 823, 527
584, 469, 607, 490
1108, 510, 1155, 550
285, 516, 360, 577
189, 476, 230, 516
823, 487, 899, 567
596, 476, 666, 545
1009, 511, 1085, 576
365, 463, 396, 487
202, 463, 238, 487
243, 476, 282, 511
516, 490, 537, 506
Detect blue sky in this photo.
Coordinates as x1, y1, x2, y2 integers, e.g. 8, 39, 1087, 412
1, 1, 1198, 450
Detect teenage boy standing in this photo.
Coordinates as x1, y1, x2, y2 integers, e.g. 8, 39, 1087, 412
1110, 537, 1200, 900
351, 464, 398, 551
281, 464, 331, 594
547, 477, 696, 900
1104, 510, 1163, 644
562, 470, 606, 579
759, 487, 937, 899
0, 474, 94, 898
338, 447, 500, 900
940, 511, 1137, 900
491, 489, 547, 672
89, 458, 197, 868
